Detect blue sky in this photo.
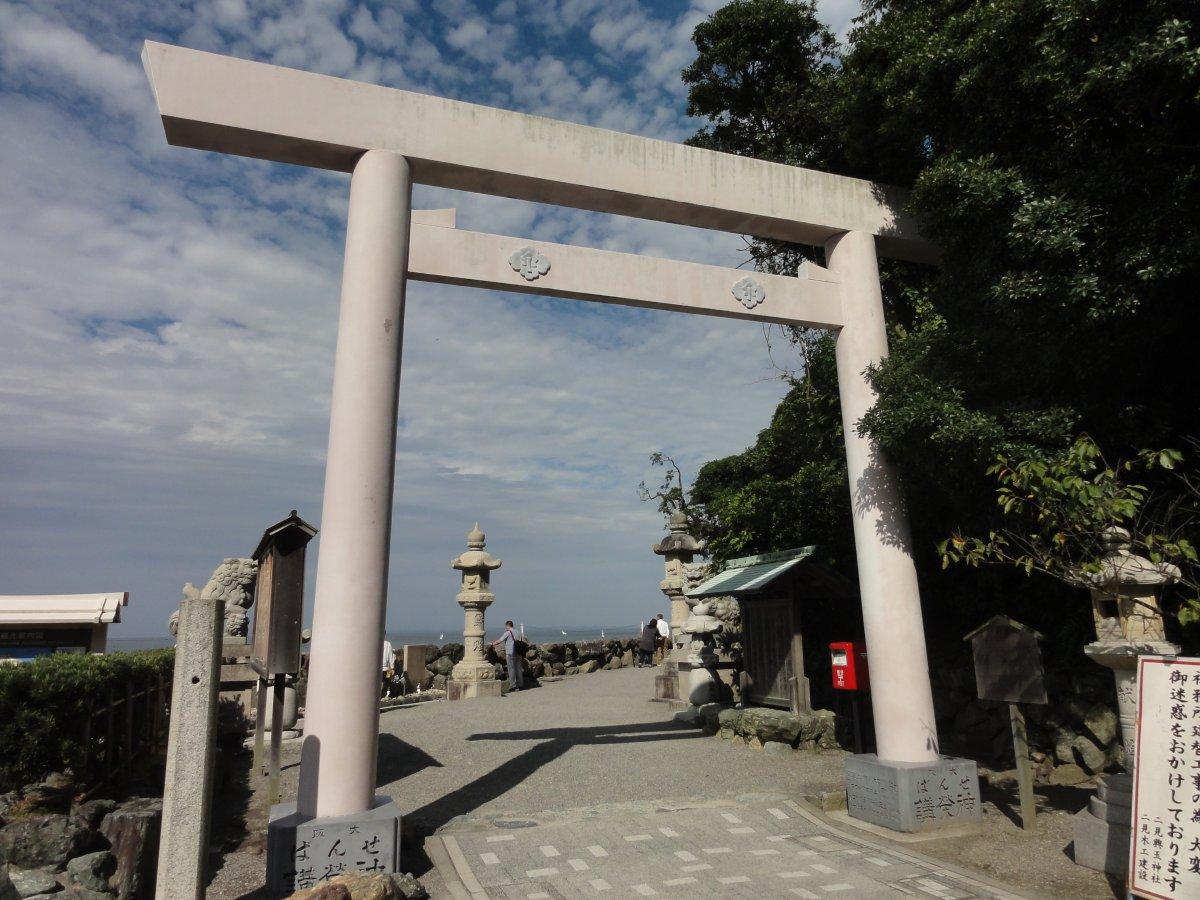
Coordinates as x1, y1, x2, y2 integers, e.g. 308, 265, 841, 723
0, 0, 860, 638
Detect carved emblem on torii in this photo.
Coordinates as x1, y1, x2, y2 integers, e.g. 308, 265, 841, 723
508, 246, 551, 281
732, 276, 765, 309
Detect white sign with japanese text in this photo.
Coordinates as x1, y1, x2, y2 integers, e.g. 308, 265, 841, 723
1131, 655, 1200, 898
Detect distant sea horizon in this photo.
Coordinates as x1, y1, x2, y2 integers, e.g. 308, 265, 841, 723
108, 622, 645, 653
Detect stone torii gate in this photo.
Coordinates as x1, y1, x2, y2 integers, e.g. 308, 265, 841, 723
141, 41, 973, 867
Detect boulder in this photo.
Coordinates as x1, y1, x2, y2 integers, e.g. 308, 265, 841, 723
66, 852, 116, 893
390, 873, 428, 899
22, 776, 74, 816
550, 663, 565, 676
0, 793, 21, 826
605, 656, 621, 670
71, 801, 115, 832
427, 656, 455, 677
1053, 727, 1077, 764
1082, 704, 1119, 748
289, 871, 428, 900
577, 661, 599, 674
620, 650, 634, 668
60, 890, 113, 900
0, 815, 98, 872
716, 708, 742, 739
7, 868, 58, 898
1048, 763, 1089, 786
1072, 735, 1107, 775
431, 674, 447, 690
99, 798, 161, 899
697, 703, 723, 735
763, 741, 792, 756
0, 870, 19, 900
438, 643, 463, 661
735, 708, 803, 745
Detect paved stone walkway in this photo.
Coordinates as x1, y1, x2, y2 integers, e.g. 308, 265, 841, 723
428, 795, 1026, 899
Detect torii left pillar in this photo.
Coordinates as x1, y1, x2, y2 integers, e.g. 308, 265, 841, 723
267, 150, 409, 892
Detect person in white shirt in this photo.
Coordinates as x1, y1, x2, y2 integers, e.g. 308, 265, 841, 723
655, 613, 671, 657
381, 639, 396, 697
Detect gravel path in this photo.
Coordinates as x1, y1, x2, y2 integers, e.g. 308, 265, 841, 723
205, 666, 1114, 898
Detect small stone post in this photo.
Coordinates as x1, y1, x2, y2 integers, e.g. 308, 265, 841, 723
156, 594, 223, 900
447, 524, 504, 701
1074, 526, 1180, 876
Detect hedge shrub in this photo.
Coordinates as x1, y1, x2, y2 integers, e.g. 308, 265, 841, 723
0, 649, 174, 793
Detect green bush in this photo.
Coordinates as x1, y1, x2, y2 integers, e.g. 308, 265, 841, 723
0, 649, 174, 793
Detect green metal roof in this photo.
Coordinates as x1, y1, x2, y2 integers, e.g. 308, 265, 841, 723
686, 546, 816, 599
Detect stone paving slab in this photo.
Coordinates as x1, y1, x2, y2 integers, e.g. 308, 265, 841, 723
429, 795, 1029, 900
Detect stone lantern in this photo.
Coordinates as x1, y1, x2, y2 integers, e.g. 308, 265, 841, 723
652, 511, 705, 656
1074, 526, 1180, 875
447, 524, 504, 701
652, 511, 705, 702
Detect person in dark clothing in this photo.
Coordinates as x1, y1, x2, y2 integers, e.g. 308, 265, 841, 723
638, 619, 659, 667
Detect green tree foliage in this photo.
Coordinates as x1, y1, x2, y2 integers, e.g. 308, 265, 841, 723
677, 0, 1199, 649
0, 649, 174, 792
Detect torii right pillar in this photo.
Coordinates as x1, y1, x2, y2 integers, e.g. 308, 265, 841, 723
827, 231, 980, 833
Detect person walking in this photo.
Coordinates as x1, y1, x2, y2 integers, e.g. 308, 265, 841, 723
638, 619, 658, 667
491, 620, 524, 692
381, 638, 396, 698
655, 612, 672, 659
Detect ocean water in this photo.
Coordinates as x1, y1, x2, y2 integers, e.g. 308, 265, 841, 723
108, 623, 642, 653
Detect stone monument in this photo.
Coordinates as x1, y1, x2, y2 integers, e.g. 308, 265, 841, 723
447, 524, 504, 701
1074, 526, 1180, 876
652, 512, 704, 701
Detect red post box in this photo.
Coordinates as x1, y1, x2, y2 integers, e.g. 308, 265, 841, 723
830, 641, 869, 691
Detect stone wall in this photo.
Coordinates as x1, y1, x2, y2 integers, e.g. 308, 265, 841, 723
412, 639, 645, 690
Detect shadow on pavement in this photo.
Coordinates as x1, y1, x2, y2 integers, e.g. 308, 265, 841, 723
403, 720, 703, 834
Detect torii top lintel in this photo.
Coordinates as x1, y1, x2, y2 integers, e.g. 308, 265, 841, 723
141, 41, 936, 265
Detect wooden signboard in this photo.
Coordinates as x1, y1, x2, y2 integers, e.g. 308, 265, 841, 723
965, 615, 1047, 705
1130, 655, 1200, 898
251, 510, 317, 677
964, 616, 1047, 831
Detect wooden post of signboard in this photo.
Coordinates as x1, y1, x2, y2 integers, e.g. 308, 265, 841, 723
964, 615, 1048, 831
1008, 703, 1036, 830
253, 676, 267, 774
268, 676, 284, 805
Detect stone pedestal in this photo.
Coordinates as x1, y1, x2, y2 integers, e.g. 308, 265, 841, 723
447, 679, 504, 701
845, 754, 981, 833
446, 525, 502, 702
1073, 774, 1131, 875
654, 660, 680, 701
1072, 639, 1175, 877
268, 796, 401, 893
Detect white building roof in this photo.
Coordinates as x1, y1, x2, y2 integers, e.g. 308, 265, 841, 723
0, 593, 129, 626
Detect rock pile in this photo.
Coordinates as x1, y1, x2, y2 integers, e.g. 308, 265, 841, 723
414, 639, 643, 690
932, 665, 1122, 785
0, 773, 160, 899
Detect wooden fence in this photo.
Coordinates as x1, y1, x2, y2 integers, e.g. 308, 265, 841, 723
80, 671, 172, 795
